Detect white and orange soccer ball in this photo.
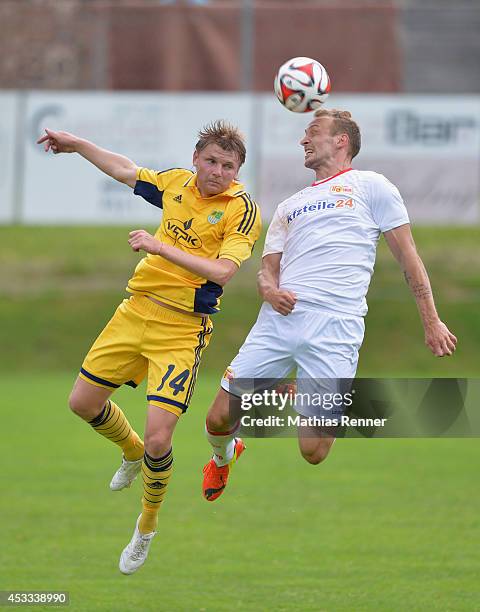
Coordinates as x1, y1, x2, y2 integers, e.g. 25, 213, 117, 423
274, 56, 331, 113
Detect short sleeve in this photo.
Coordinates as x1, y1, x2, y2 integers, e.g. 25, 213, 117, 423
134, 168, 189, 209
370, 174, 410, 232
218, 195, 262, 266
262, 206, 288, 256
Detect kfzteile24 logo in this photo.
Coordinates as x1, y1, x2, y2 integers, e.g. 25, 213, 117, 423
287, 198, 356, 224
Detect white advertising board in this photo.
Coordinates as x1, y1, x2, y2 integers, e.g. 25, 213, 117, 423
22, 92, 254, 224
3, 92, 479, 225
0, 93, 18, 223
258, 95, 480, 224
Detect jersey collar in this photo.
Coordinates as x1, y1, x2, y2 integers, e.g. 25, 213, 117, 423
183, 173, 245, 198
311, 167, 353, 186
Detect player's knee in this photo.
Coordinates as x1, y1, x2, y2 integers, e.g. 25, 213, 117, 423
144, 430, 172, 458
68, 390, 84, 415
300, 448, 330, 465
205, 388, 232, 432
68, 390, 102, 420
205, 408, 231, 433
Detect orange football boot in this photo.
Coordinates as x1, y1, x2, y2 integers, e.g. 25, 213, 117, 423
202, 438, 246, 502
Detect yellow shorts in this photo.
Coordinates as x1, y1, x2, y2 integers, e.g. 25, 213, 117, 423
79, 295, 213, 417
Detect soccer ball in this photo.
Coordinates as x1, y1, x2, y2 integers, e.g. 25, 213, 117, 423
274, 57, 331, 113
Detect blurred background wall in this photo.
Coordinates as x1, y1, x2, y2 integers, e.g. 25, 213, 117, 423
1, 0, 479, 225
1, 0, 479, 93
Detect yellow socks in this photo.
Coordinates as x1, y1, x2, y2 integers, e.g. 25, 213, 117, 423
139, 449, 173, 534
89, 400, 144, 461
89, 402, 172, 535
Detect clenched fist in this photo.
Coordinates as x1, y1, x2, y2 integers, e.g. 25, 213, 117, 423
128, 230, 163, 255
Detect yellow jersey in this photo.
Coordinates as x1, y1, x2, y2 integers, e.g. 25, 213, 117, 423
127, 167, 261, 314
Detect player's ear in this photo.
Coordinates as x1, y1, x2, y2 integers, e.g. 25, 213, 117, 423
337, 133, 348, 149
192, 149, 199, 170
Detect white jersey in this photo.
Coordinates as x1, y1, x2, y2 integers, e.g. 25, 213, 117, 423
263, 168, 409, 317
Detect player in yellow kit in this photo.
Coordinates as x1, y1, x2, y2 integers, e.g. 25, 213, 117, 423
37, 121, 261, 574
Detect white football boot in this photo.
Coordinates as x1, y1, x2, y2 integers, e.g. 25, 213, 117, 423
119, 515, 156, 575
109, 456, 143, 491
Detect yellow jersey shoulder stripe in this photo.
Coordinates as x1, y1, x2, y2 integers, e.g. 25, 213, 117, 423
237, 193, 259, 235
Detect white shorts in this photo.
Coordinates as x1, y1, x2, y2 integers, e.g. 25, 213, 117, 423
221, 302, 365, 417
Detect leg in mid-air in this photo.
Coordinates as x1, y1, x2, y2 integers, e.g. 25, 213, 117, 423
293, 377, 338, 467
292, 307, 364, 465
115, 297, 213, 573
69, 297, 151, 490
119, 405, 178, 575
68, 377, 145, 489
202, 388, 245, 502
202, 303, 297, 502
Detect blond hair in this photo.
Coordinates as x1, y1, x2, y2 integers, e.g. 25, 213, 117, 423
314, 109, 361, 159
195, 120, 246, 166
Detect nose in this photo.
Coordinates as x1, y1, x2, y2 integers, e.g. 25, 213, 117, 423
300, 134, 309, 147
211, 163, 222, 176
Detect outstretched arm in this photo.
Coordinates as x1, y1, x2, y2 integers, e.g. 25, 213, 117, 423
37, 128, 137, 187
384, 224, 457, 357
257, 253, 296, 316
128, 230, 238, 287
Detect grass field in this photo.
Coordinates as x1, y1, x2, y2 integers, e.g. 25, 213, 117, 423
1, 226, 480, 377
1, 373, 479, 612
1, 226, 479, 610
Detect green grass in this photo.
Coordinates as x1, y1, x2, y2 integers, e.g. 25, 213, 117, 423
0, 225, 479, 376
1, 226, 478, 610
1, 372, 479, 611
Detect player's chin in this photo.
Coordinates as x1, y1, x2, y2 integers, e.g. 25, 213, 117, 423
205, 186, 223, 197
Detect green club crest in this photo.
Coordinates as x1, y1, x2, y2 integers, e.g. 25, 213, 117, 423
208, 210, 224, 225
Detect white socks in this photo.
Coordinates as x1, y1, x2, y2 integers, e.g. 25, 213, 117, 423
205, 421, 240, 467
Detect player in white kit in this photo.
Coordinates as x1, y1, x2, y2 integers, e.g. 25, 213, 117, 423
201, 109, 457, 502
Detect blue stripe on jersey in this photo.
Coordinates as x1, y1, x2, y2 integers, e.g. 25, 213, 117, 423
146, 395, 188, 412
134, 180, 164, 209
80, 368, 120, 388
185, 318, 210, 406
194, 280, 223, 314
237, 194, 257, 235
237, 196, 251, 233
242, 194, 257, 235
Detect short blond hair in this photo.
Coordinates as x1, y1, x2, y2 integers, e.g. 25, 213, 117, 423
195, 120, 246, 166
314, 109, 361, 159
